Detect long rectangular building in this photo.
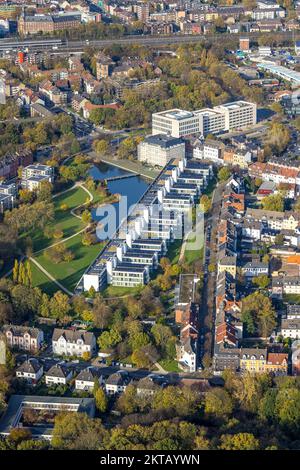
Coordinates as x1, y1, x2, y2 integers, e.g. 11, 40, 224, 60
152, 101, 257, 138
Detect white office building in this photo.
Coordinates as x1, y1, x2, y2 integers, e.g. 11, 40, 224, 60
152, 101, 257, 138
138, 134, 185, 167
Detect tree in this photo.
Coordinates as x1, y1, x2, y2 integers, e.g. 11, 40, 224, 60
275, 388, 300, 436
116, 384, 138, 414
205, 388, 233, 419
52, 412, 108, 450
92, 295, 111, 329
261, 193, 284, 212
82, 209, 92, 224
49, 291, 71, 320
218, 167, 231, 182
97, 328, 122, 351
94, 387, 108, 413
200, 194, 211, 213
131, 344, 159, 368
265, 121, 290, 155
252, 275, 270, 290
82, 231, 97, 246
219, 433, 260, 450
242, 292, 276, 337
8, 428, 32, 446
93, 139, 109, 155
208, 263, 216, 273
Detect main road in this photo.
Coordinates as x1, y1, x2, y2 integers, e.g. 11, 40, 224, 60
0, 30, 299, 53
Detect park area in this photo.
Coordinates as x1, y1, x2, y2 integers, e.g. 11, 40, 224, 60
30, 184, 105, 295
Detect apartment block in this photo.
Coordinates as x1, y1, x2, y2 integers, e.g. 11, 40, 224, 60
21, 164, 54, 191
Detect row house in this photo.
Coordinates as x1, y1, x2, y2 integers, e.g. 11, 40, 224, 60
176, 301, 199, 373
0, 149, 33, 180
252, 6, 286, 20
272, 277, 300, 298
240, 348, 288, 375
245, 208, 300, 231
3, 325, 44, 352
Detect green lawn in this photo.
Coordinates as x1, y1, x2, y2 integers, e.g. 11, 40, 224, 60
102, 285, 143, 298
30, 261, 61, 296
283, 294, 300, 305
167, 240, 182, 265
31, 187, 88, 252
184, 245, 204, 265
33, 235, 105, 292
159, 359, 181, 372
203, 177, 217, 199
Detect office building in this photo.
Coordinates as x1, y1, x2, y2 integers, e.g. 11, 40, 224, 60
152, 101, 256, 138
138, 134, 185, 167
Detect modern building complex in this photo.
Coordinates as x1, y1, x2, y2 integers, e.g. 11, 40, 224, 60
152, 101, 257, 138
79, 157, 212, 292
21, 164, 54, 191
137, 134, 185, 167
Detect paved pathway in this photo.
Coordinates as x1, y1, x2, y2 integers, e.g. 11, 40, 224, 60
33, 183, 93, 256
31, 183, 94, 294
29, 256, 73, 296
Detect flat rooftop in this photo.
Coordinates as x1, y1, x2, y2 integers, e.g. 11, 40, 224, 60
0, 395, 95, 437
155, 109, 195, 120
177, 274, 198, 305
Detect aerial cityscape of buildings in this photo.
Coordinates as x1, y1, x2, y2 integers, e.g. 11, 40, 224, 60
1, 0, 300, 456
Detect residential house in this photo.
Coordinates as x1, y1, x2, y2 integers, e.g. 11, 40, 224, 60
75, 367, 103, 391
45, 364, 73, 386
241, 261, 269, 278
105, 370, 131, 395
240, 348, 268, 373
265, 352, 288, 375
16, 358, 43, 385
52, 328, 97, 357
281, 318, 300, 339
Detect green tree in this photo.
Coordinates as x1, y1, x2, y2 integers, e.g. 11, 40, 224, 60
52, 412, 108, 450
261, 193, 284, 212
49, 291, 71, 320
219, 433, 260, 450
205, 388, 233, 419
94, 387, 108, 413
218, 167, 231, 182
252, 275, 270, 290
242, 292, 276, 337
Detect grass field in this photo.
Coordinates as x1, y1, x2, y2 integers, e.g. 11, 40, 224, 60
159, 359, 181, 372
33, 235, 105, 292
31, 187, 88, 253
283, 294, 300, 305
102, 284, 143, 298
30, 261, 61, 296
167, 240, 182, 265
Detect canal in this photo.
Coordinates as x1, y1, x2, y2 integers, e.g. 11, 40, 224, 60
88, 162, 149, 234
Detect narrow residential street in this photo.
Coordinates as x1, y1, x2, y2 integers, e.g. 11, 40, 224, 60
198, 181, 226, 368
